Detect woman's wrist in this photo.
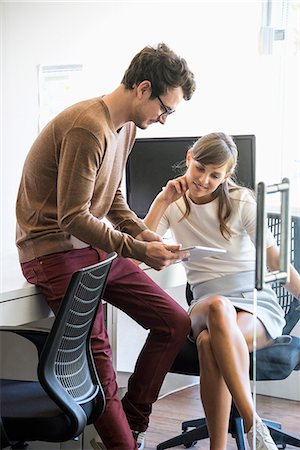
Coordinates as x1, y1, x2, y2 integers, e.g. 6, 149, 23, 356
156, 192, 172, 206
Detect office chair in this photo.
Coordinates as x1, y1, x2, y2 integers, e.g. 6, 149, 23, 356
157, 214, 300, 450
0, 252, 117, 450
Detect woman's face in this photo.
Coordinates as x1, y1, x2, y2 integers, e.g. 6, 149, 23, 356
185, 150, 230, 204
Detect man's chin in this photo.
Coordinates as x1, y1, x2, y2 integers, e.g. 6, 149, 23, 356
135, 122, 149, 130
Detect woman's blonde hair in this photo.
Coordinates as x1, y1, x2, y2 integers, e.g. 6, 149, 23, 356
181, 132, 242, 240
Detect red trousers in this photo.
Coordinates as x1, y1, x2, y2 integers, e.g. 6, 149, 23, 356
21, 247, 190, 450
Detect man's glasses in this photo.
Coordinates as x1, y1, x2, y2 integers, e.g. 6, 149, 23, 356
157, 96, 176, 118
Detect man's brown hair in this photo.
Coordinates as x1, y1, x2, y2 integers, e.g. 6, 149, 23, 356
121, 43, 196, 101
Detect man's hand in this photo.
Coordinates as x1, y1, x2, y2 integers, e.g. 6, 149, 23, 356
144, 242, 190, 271
135, 229, 163, 243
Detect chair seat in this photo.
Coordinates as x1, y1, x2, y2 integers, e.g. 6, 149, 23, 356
169, 338, 199, 376
170, 335, 300, 381
1, 379, 72, 442
253, 335, 300, 380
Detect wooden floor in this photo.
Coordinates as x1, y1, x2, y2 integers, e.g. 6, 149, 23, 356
145, 384, 300, 449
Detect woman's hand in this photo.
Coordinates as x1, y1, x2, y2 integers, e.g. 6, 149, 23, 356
143, 176, 188, 232
158, 175, 188, 205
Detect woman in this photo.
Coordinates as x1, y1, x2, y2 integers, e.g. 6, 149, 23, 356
143, 132, 300, 450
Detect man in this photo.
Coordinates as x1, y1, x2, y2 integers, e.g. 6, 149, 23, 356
16, 43, 196, 450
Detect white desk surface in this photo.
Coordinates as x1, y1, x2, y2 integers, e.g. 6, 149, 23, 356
0, 253, 52, 326
1, 253, 39, 301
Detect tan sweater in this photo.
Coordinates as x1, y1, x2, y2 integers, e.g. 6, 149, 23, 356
16, 97, 148, 263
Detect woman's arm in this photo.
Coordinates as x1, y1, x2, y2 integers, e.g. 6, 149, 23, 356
144, 176, 188, 231
267, 245, 300, 300
144, 197, 171, 232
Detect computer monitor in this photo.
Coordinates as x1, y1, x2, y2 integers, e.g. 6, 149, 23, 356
126, 135, 256, 219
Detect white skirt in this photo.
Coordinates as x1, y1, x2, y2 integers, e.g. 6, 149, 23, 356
190, 271, 285, 339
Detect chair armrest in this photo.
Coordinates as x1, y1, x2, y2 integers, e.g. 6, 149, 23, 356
0, 327, 49, 357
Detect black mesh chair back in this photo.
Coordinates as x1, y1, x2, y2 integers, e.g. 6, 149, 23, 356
251, 214, 300, 383
1, 252, 117, 447
38, 253, 117, 435
157, 214, 300, 450
267, 213, 300, 334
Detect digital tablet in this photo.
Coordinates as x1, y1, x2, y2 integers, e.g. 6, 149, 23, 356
179, 245, 226, 260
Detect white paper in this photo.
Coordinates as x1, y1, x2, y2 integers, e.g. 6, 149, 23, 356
37, 64, 83, 131
181, 246, 226, 261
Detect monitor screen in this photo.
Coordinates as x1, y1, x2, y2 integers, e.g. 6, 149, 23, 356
126, 135, 256, 219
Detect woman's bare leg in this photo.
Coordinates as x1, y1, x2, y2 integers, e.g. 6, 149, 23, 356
197, 329, 232, 449
190, 295, 272, 443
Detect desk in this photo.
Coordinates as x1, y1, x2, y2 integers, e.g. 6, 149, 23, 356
0, 253, 53, 326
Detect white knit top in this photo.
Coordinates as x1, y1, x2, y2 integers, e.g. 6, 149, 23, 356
157, 188, 276, 287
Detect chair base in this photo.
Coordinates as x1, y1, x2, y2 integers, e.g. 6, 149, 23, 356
268, 424, 300, 449
156, 418, 208, 449
156, 416, 300, 450
156, 416, 247, 450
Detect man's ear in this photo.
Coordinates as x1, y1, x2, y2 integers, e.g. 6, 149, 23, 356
136, 80, 152, 99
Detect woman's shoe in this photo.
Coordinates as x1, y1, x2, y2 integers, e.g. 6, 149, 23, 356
247, 421, 278, 450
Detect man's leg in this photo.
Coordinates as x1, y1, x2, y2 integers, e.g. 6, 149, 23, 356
98, 251, 191, 432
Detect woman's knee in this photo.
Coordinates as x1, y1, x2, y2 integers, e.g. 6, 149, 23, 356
207, 295, 236, 327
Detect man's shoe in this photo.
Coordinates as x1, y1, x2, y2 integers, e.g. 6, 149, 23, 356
90, 431, 146, 450
247, 421, 278, 450
131, 430, 146, 450
90, 437, 107, 450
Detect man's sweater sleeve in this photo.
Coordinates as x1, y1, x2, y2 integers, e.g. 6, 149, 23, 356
107, 187, 148, 237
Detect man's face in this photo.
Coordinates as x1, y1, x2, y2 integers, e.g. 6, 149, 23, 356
134, 86, 184, 130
